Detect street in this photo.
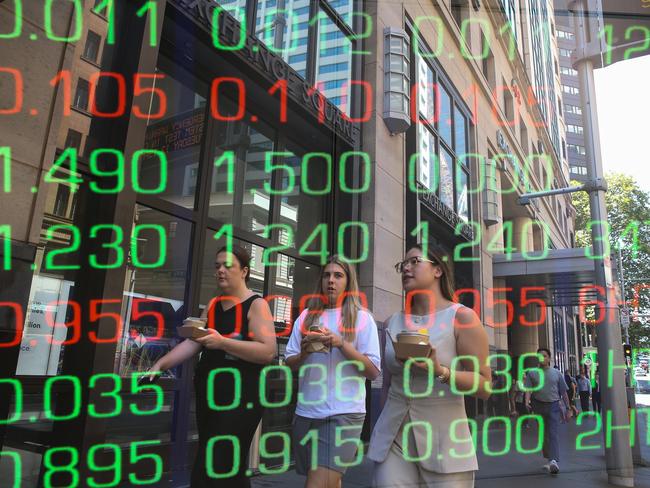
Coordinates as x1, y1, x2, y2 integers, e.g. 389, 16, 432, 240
250, 398, 650, 488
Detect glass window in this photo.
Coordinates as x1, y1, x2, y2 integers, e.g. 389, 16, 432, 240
454, 106, 467, 157
141, 57, 207, 210
64, 129, 82, 152
83, 30, 101, 63
439, 148, 454, 209
275, 142, 328, 251
315, 12, 353, 114
417, 125, 436, 191
104, 391, 176, 445
113, 205, 193, 377
456, 168, 469, 221
208, 104, 275, 232
326, 0, 354, 28
215, 0, 246, 23
52, 184, 70, 217
439, 86, 452, 146
73, 78, 89, 111
15, 176, 90, 376
255, 0, 310, 77
417, 54, 435, 123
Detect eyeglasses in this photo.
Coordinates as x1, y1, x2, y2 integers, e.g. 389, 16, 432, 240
394, 256, 436, 274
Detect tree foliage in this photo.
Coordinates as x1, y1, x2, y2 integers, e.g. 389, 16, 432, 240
571, 173, 650, 348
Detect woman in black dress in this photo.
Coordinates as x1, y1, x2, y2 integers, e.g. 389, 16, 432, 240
150, 245, 276, 487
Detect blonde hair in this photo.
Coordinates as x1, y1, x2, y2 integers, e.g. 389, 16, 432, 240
303, 256, 363, 341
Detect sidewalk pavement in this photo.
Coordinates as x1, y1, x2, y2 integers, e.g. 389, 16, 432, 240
251, 416, 650, 488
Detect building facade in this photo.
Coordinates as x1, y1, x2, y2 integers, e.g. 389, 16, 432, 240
0, 0, 582, 485
554, 0, 589, 182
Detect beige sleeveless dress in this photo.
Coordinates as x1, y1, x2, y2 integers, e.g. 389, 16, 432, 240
368, 304, 479, 476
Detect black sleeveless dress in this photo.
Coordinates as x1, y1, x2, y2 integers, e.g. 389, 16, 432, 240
191, 295, 265, 488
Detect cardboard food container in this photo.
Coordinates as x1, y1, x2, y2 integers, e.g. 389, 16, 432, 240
392, 331, 432, 361
305, 326, 331, 353
177, 317, 210, 339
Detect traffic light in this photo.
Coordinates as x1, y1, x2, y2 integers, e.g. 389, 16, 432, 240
623, 343, 632, 361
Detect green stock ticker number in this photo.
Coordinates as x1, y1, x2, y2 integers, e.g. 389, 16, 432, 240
0, 373, 163, 424
0, 147, 167, 195
0, 147, 556, 198
0, 0, 157, 47
204, 362, 365, 411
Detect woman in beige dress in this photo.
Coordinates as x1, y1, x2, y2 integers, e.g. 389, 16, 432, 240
368, 245, 491, 487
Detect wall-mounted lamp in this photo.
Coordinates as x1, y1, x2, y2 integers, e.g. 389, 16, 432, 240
383, 27, 411, 134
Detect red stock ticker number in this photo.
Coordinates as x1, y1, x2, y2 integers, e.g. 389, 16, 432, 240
0, 66, 552, 130
0, 299, 164, 348
0, 287, 552, 348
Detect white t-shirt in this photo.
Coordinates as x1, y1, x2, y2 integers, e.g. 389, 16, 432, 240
285, 307, 381, 419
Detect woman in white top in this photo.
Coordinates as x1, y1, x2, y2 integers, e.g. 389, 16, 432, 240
368, 245, 491, 487
285, 256, 381, 488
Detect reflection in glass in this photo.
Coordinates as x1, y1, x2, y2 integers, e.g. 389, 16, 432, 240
456, 168, 469, 221
15, 173, 86, 376
208, 103, 275, 232
455, 106, 467, 157
276, 147, 326, 250
105, 391, 175, 444
417, 55, 435, 124
215, 0, 246, 23
114, 205, 192, 377
141, 58, 207, 210
255, 0, 311, 77
439, 148, 454, 209
268, 255, 320, 334
439, 86, 452, 145
315, 12, 352, 114
326, 0, 354, 29
418, 125, 437, 191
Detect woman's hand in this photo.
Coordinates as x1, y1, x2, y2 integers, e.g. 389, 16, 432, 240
193, 329, 225, 350
146, 362, 163, 381
320, 329, 344, 348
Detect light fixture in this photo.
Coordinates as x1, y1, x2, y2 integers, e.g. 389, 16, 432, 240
383, 27, 411, 134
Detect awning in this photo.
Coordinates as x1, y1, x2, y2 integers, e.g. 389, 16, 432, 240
493, 248, 604, 307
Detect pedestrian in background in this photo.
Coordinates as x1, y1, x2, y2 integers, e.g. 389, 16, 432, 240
285, 256, 381, 488
592, 375, 601, 413
525, 348, 572, 475
564, 371, 579, 418
369, 245, 491, 488
577, 372, 592, 413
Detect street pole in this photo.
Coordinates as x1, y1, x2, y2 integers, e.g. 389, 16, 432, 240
618, 243, 630, 344
569, 0, 635, 485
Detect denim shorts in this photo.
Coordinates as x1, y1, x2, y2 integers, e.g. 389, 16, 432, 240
292, 413, 366, 475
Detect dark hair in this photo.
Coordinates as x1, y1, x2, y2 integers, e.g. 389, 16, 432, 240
216, 245, 251, 283
537, 347, 551, 357
409, 244, 455, 301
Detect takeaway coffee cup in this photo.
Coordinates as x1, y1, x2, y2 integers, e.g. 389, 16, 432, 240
393, 330, 432, 361
305, 325, 330, 353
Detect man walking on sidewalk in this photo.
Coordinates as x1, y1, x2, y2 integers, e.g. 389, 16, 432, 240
525, 348, 572, 475
577, 372, 592, 413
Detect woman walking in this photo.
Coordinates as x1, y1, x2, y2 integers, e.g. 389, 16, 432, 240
285, 256, 381, 488
150, 245, 276, 487
369, 245, 491, 488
